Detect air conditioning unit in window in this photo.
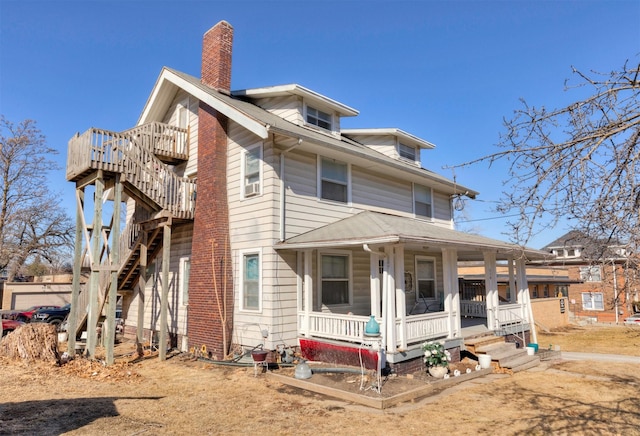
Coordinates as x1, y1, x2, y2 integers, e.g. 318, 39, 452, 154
244, 182, 260, 197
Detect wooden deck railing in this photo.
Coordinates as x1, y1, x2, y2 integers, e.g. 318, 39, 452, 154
67, 126, 195, 220
122, 122, 188, 159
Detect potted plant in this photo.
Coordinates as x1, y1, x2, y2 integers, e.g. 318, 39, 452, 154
422, 340, 451, 378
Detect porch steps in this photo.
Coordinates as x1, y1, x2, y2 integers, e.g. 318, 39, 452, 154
465, 334, 541, 373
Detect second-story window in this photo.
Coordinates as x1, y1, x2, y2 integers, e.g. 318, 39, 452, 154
320, 157, 348, 203
414, 184, 432, 218
398, 143, 416, 161
242, 145, 261, 198
579, 266, 602, 282
307, 106, 332, 130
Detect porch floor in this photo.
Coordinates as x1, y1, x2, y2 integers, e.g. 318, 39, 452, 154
461, 317, 489, 338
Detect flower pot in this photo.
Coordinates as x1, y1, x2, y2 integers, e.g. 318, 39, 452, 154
251, 350, 268, 362
428, 366, 448, 378
478, 354, 492, 369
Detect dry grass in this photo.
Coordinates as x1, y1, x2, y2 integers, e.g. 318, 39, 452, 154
1, 323, 640, 435
537, 324, 640, 355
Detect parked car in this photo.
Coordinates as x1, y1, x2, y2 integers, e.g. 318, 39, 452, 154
31, 304, 71, 331
1, 319, 24, 336
624, 314, 640, 325
14, 305, 61, 322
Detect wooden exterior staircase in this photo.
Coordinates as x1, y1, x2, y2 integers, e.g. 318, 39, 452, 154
66, 121, 195, 342
465, 334, 541, 373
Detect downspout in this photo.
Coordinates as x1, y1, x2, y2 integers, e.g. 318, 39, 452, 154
279, 134, 302, 242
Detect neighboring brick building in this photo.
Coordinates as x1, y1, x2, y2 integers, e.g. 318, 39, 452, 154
541, 231, 639, 323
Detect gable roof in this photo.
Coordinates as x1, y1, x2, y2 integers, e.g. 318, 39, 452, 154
275, 211, 550, 261
138, 67, 478, 199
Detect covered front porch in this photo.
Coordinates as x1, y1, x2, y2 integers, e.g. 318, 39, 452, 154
275, 211, 549, 369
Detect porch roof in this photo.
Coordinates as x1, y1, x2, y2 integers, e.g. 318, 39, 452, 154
274, 211, 551, 261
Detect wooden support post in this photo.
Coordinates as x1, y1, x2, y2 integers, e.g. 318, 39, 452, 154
105, 175, 122, 365
159, 222, 172, 360
442, 248, 460, 338
86, 172, 104, 358
483, 251, 498, 331
137, 233, 147, 348
68, 187, 85, 356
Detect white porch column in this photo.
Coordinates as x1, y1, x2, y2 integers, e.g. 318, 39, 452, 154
394, 245, 406, 349
303, 249, 313, 336
483, 251, 499, 331
507, 255, 517, 303
369, 251, 381, 317
442, 248, 460, 338
383, 245, 396, 352
516, 257, 537, 344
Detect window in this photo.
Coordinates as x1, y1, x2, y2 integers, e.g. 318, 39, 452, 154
179, 257, 190, 306
320, 253, 350, 305
556, 285, 568, 298
582, 292, 604, 310
320, 157, 348, 203
398, 143, 416, 161
306, 106, 332, 130
242, 145, 261, 198
579, 266, 602, 282
414, 184, 432, 218
532, 285, 538, 298
415, 257, 436, 299
240, 251, 261, 311
543, 285, 549, 298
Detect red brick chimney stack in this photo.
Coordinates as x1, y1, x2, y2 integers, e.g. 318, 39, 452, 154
188, 21, 235, 359
201, 20, 234, 92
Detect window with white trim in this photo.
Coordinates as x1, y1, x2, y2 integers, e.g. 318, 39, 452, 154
306, 106, 332, 130
242, 145, 261, 198
179, 257, 190, 306
415, 256, 436, 300
320, 252, 351, 305
320, 157, 348, 203
579, 266, 602, 282
582, 292, 604, 310
414, 184, 432, 219
240, 250, 261, 311
398, 143, 416, 161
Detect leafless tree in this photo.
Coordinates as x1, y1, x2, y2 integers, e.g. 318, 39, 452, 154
454, 60, 640, 255
0, 116, 74, 280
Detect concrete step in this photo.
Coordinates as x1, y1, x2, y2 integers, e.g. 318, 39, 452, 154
501, 355, 541, 372
476, 342, 522, 361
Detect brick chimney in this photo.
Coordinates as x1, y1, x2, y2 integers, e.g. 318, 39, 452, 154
201, 20, 233, 92
188, 21, 234, 359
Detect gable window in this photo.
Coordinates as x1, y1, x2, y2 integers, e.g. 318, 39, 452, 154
414, 184, 432, 219
240, 250, 261, 311
398, 143, 416, 161
582, 292, 604, 310
179, 257, 190, 306
242, 145, 261, 198
579, 266, 602, 282
320, 253, 350, 305
415, 257, 436, 300
320, 157, 348, 203
306, 106, 332, 130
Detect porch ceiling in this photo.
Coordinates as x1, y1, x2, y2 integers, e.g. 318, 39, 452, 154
274, 211, 551, 261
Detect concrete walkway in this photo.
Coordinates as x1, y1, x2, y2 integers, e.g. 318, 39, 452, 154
561, 351, 640, 364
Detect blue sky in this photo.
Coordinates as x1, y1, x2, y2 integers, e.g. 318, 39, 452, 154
1, 0, 638, 249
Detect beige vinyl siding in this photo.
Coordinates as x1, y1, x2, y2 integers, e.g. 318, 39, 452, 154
251, 95, 303, 125
351, 166, 413, 214
125, 222, 193, 340
432, 190, 453, 227
344, 134, 397, 159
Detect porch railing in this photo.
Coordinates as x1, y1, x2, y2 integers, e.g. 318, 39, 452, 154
460, 301, 487, 318
299, 311, 452, 349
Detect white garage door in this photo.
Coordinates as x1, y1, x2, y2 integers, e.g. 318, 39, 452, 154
11, 292, 71, 310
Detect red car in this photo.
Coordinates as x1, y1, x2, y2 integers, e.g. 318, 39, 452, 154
13, 305, 61, 322
1, 319, 24, 336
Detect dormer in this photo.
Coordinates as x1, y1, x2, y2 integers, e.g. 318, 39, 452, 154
231, 84, 359, 137
340, 128, 435, 166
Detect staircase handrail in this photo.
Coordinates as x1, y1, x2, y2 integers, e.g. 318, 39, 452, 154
67, 127, 196, 219
121, 121, 188, 157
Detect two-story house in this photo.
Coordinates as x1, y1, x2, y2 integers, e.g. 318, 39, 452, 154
541, 231, 639, 323
65, 21, 549, 372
